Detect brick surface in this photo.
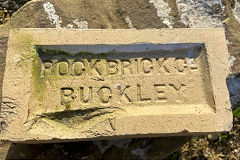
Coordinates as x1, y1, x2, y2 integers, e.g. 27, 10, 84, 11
0, 29, 232, 142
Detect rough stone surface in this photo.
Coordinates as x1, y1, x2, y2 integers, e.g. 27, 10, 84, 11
0, 141, 10, 160
227, 75, 240, 107
0, 29, 232, 143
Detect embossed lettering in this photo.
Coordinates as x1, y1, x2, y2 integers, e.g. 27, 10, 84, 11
61, 87, 75, 109
188, 58, 198, 70
154, 84, 167, 102
122, 60, 133, 75
119, 85, 132, 103
175, 58, 188, 73
137, 84, 151, 102
80, 87, 92, 103
158, 58, 170, 74
141, 58, 153, 74
51, 59, 58, 75
42, 61, 52, 77
169, 82, 186, 102
41, 57, 199, 77
99, 87, 112, 103
108, 61, 118, 75
84, 59, 102, 76
73, 61, 85, 76
58, 61, 68, 75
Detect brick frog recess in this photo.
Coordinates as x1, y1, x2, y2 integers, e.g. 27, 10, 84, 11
0, 29, 232, 142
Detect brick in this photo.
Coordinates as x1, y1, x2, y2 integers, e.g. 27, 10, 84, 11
0, 29, 232, 142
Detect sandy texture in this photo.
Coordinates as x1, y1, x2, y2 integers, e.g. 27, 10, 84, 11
0, 28, 232, 143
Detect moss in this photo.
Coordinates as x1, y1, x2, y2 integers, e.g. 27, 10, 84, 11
37, 47, 113, 59
233, 106, 240, 118
13, 32, 46, 101
65, 103, 71, 110
21, 43, 119, 116
15, 33, 35, 58
218, 133, 228, 141
31, 49, 46, 101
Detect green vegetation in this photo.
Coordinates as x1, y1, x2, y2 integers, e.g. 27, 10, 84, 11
233, 106, 240, 118
37, 47, 112, 59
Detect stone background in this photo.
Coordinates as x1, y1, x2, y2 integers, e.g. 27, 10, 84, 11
0, 0, 240, 159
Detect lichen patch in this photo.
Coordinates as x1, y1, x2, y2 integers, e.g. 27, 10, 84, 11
232, 0, 240, 24
149, 0, 173, 28
43, 2, 62, 28
73, 19, 88, 29
176, 0, 225, 28
125, 16, 135, 29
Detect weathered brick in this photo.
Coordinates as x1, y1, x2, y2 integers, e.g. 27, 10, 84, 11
0, 29, 232, 142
